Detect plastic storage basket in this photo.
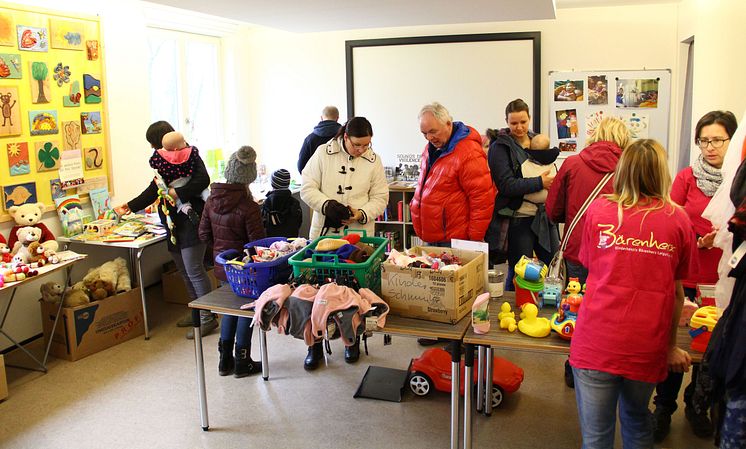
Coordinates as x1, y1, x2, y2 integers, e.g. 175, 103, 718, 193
288, 230, 388, 294
215, 237, 296, 299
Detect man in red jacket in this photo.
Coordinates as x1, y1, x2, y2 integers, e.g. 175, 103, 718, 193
409, 102, 495, 245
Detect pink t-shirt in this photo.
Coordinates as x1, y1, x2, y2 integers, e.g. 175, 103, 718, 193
569, 198, 697, 383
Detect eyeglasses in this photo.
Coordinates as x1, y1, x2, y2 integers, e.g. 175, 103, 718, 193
696, 138, 730, 150
346, 135, 371, 151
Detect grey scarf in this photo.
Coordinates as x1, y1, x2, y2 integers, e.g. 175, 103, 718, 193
692, 154, 722, 197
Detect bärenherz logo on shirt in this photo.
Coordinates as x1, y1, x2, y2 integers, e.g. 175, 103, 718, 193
596, 223, 676, 254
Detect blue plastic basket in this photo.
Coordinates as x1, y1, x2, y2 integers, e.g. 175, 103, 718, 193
215, 237, 296, 299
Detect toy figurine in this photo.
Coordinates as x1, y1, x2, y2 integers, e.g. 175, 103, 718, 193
550, 277, 584, 340
541, 277, 563, 308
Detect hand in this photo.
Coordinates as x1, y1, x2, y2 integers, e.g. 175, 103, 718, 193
343, 209, 364, 225
697, 228, 718, 249
667, 346, 692, 373
114, 204, 130, 216
541, 170, 555, 190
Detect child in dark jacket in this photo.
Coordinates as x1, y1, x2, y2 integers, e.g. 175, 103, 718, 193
262, 169, 303, 238
199, 146, 266, 378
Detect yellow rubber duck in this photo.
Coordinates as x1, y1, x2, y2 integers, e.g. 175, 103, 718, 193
500, 316, 517, 332
517, 303, 551, 338
497, 302, 515, 321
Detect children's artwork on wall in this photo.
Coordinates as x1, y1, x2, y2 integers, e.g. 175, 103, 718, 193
619, 112, 650, 139
49, 18, 84, 51
587, 75, 608, 105
29, 110, 58, 135
0, 53, 21, 79
584, 110, 605, 139
89, 187, 109, 219
554, 80, 584, 102
3, 181, 36, 209
77, 175, 107, 194
63, 80, 81, 107
555, 109, 578, 139
54, 194, 83, 237
80, 111, 101, 134
0, 86, 21, 136
86, 40, 98, 60
616, 78, 659, 108
558, 141, 577, 152
35, 140, 60, 172
62, 120, 81, 150
49, 178, 64, 200
83, 74, 101, 104
29, 61, 50, 103
52, 62, 70, 86
84, 146, 103, 170
7, 142, 29, 176
0, 13, 15, 47
17, 25, 48, 52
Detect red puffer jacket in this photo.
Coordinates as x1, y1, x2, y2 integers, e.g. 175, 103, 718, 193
198, 183, 266, 281
410, 122, 496, 243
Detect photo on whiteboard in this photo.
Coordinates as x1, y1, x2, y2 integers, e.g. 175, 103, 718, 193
615, 78, 659, 108
558, 140, 577, 152
619, 112, 650, 139
587, 75, 608, 105
585, 111, 606, 139
554, 80, 584, 102
556, 109, 578, 139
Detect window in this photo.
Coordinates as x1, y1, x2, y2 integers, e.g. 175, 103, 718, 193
147, 28, 223, 153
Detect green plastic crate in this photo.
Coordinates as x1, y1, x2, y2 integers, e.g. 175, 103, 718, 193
288, 230, 389, 294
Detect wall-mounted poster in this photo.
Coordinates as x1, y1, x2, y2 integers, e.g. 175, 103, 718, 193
556, 109, 578, 139
49, 18, 84, 51
0, 13, 16, 47
554, 80, 584, 102
17, 25, 48, 52
616, 78, 659, 108
3, 181, 36, 209
7, 142, 30, 176
0, 86, 22, 137
587, 75, 608, 105
29, 110, 58, 135
0, 53, 21, 79
558, 141, 577, 152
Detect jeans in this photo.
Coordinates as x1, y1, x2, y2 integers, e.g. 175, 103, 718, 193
220, 316, 254, 349
573, 367, 656, 449
566, 260, 589, 285
505, 217, 553, 290
170, 243, 214, 323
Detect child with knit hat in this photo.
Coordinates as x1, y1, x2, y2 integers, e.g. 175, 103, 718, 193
262, 168, 303, 237
199, 146, 266, 377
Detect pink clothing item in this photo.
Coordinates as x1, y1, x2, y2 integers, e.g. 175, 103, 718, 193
359, 288, 390, 328
276, 284, 318, 337
311, 283, 371, 345
248, 284, 292, 330
671, 166, 723, 287
157, 146, 192, 164
569, 198, 697, 384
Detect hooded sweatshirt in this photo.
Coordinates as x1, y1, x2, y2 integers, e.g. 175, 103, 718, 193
298, 120, 342, 173
545, 140, 622, 265
198, 182, 266, 281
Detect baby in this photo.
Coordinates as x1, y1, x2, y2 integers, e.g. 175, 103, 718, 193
556, 82, 577, 101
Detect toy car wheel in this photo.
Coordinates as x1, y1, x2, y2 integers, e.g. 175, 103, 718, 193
409, 372, 432, 396
491, 386, 504, 408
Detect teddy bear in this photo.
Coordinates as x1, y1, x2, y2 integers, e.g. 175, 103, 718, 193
10, 226, 41, 265
82, 257, 132, 300
40, 281, 64, 303
64, 281, 90, 307
7, 202, 58, 254
27, 241, 48, 266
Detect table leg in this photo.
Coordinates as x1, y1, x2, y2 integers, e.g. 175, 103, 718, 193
259, 328, 269, 381
192, 308, 209, 431
132, 248, 150, 340
0, 287, 46, 372
463, 343, 474, 449
484, 347, 494, 416
449, 340, 461, 449
41, 265, 73, 369
476, 345, 485, 412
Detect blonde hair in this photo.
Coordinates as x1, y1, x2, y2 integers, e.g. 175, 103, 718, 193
418, 102, 452, 124
607, 139, 675, 226
587, 117, 631, 149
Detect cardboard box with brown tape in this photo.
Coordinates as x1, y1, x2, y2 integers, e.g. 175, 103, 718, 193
381, 246, 486, 324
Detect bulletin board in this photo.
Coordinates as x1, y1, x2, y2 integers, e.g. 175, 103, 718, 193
548, 69, 671, 158
0, 3, 110, 222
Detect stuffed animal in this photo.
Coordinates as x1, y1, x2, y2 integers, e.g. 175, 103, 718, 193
113, 257, 131, 292
0, 241, 10, 263
11, 226, 42, 265
7, 202, 58, 254
64, 281, 90, 307
27, 241, 47, 266
40, 281, 64, 303
82, 257, 131, 300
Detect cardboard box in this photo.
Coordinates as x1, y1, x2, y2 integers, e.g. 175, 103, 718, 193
0, 354, 7, 401
161, 268, 218, 304
381, 246, 486, 324
40, 288, 144, 362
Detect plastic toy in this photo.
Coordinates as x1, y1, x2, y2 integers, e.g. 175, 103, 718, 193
408, 348, 524, 408
497, 302, 514, 321
689, 306, 719, 352
550, 277, 584, 340
514, 255, 547, 282
541, 277, 563, 308
517, 303, 551, 337
471, 292, 490, 334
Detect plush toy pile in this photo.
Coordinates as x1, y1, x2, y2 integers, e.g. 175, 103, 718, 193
40, 257, 132, 307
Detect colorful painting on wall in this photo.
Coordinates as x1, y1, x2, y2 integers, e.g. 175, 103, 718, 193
84, 146, 103, 170
4, 181, 36, 209
17, 25, 48, 52
83, 74, 101, 104
0, 13, 15, 47
86, 40, 98, 60
619, 112, 650, 139
0, 53, 21, 79
62, 120, 81, 150
63, 80, 81, 107
29, 110, 58, 135
7, 142, 30, 176
52, 62, 70, 86
49, 178, 64, 200
54, 194, 83, 237
80, 111, 101, 134
35, 140, 60, 172
29, 61, 50, 104
0, 86, 22, 137
49, 18, 84, 51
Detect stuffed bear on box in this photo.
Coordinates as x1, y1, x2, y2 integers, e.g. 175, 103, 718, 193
40, 281, 64, 303
11, 226, 42, 265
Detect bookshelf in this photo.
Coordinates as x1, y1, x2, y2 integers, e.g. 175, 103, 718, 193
375, 184, 422, 251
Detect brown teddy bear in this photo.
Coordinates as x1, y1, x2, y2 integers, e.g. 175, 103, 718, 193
64, 282, 90, 307
40, 281, 64, 303
82, 257, 132, 300
27, 241, 47, 266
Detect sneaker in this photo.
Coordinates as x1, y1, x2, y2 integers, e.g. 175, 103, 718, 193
176, 313, 195, 327
564, 359, 575, 389
685, 405, 714, 438
653, 407, 673, 443
186, 317, 219, 340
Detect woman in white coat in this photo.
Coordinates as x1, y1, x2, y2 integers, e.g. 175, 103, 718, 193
299, 116, 388, 370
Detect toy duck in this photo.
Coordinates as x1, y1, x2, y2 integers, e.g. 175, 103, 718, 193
500, 316, 517, 332
497, 302, 515, 321
517, 303, 551, 338
564, 278, 583, 315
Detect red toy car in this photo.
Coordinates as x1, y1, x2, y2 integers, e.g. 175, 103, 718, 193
408, 348, 524, 408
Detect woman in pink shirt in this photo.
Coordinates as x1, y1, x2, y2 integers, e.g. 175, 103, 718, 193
570, 139, 697, 449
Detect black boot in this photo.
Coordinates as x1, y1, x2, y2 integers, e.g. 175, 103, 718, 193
218, 339, 234, 376
564, 359, 575, 388
234, 347, 261, 378
344, 337, 360, 364
304, 341, 324, 371
653, 407, 674, 443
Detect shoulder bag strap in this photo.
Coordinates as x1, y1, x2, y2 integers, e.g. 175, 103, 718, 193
559, 172, 613, 252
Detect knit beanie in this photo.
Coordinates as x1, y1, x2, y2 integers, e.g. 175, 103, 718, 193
271, 169, 291, 190
224, 146, 257, 184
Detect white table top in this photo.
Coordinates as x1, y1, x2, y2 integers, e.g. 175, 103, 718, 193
0, 253, 87, 292
57, 234, 167, 250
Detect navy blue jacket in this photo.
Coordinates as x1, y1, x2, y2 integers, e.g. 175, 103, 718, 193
297, 120, 342, 173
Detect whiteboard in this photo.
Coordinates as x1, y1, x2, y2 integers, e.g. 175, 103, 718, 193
548, 70, 671, 157
347, 33, 541, 168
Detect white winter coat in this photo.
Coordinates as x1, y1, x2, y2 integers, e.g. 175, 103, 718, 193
301, 137, 389, 239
